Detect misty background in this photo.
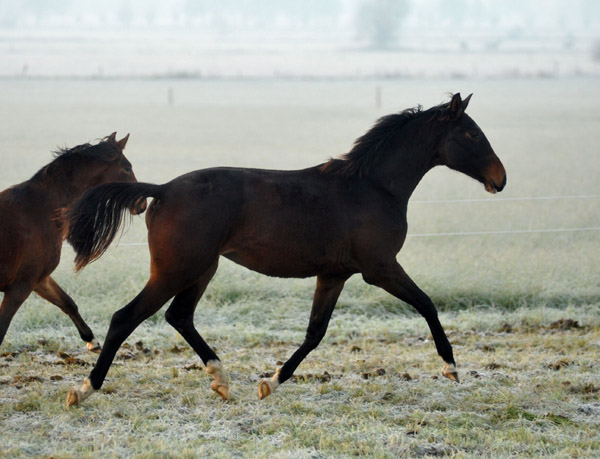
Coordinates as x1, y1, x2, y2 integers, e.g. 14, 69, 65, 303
1, 0, 599, 79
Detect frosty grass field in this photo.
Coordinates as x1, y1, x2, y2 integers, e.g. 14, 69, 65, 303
0, 78, 599, 457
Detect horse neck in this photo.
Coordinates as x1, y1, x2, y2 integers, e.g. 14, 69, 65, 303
33, 163, 101, 209
368, 123, 440, 205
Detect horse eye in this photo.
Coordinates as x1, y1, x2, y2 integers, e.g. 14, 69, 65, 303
468, 130, 479, 139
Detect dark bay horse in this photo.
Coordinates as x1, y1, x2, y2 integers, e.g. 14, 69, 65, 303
65, 93, 506, 406
0, 133, 144, 353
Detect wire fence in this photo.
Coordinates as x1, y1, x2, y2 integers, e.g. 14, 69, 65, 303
407, 227, 600, 238
107, 194, 599, 246
411, 194, 600, 204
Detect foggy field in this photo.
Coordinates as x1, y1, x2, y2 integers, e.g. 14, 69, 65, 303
1, 78, 599, 457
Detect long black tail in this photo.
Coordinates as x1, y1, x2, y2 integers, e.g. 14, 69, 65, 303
67, 182, 163, 271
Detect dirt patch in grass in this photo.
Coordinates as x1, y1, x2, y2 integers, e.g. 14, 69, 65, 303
547, 318, 580, 330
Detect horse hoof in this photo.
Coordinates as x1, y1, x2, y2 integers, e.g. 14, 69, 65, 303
444, 371, 460, 383
442, 363, 460, 383
66, 377, 94, 407
66, 388, 80, 407
211, 381, 229, 400
257, 379, 272, 400
86, 339, 101, 353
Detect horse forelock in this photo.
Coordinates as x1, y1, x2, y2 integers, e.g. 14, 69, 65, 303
52, 136, 119, 161
31, 138, 120, 183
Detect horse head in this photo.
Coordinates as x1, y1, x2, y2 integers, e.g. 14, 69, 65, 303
437, 93, 506, 194
103, 132, 147, 214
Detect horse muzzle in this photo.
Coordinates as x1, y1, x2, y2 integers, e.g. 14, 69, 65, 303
483, 161, 506, 194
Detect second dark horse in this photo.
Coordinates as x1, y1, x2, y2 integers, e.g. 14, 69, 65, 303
0, 133, 143, 353
66, 94, 506, 405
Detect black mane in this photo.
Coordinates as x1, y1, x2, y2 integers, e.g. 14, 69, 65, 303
32, 136, 119, 182
320, 100, 453, 177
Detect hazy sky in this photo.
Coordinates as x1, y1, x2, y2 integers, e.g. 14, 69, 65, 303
1, 0, 598, 78
1, 0, 598, 34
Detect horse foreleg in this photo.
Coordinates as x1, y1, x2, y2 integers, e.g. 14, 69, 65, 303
258, 274, 348, 400
164, 261, 229, 400
0, 285, 33, 348
363, 262, 459, 383
34, 276, 99, 352
66, 279, 174, 407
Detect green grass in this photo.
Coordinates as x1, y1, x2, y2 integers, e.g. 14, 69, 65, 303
1, 78, 600, 457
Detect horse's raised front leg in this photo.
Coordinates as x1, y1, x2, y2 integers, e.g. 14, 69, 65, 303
0, 284, 33, 348
164, 260, 229, 400
66, 278, 175, 407
258, 274, 348, 400
34, 276, 99, 352
362, 262, 458, 382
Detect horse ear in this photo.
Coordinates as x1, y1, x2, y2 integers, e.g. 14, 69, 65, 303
462, 93, 472, 112
116, 133, 130, 151
449, 93, 464, 120
108, 132, 117, 142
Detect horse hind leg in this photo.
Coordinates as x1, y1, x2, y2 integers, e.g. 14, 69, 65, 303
33, 276, 100, 352
258, 274, 348, 400
66, 277, 177, 407
164, 260, 229, 400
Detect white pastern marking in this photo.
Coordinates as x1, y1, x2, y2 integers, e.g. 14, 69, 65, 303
443, 363, 457, 373
206, 360, 229, 399
69, 377, 95, 405
261, 368, 280, 393
80, 377, 94, 398
268, 368, 280, 391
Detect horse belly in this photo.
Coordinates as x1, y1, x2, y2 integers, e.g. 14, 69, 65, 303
223, 250, 319, 278
222, 234, 349, 279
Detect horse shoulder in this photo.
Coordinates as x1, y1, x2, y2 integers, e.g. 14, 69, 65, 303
0, 187, 64, 270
